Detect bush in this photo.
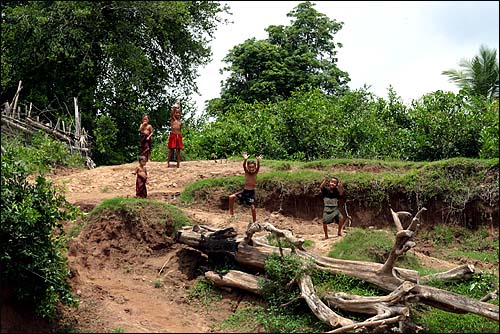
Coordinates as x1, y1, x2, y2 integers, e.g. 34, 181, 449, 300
0, 150, 80, 319
1, 131, 85, 173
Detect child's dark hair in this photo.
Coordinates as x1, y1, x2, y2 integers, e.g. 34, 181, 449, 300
247, 160, 256, 167
139, 155, 147, 162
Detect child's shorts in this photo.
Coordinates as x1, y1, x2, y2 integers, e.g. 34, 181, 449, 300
323, 207, 343, 225
236, 189, 255, 206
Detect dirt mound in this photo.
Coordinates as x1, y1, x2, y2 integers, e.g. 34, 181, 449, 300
68, 205, 174, 271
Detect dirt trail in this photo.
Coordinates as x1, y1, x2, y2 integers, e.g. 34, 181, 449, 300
44, 160, 458, 333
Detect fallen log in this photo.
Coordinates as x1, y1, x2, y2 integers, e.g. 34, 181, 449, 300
177, 213, 499, 324
205, 270, 265, 295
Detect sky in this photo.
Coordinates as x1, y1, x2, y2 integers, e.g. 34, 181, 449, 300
191, 1, 499, 113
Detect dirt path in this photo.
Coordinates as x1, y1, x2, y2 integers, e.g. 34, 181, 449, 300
46, 160, 458, 333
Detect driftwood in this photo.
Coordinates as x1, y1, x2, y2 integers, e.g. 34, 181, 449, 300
177, 209, 499, 331
245, 220, 305, 250
420, 264, 475, 283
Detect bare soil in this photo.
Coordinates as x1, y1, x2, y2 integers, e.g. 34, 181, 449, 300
2, 160, 476, 333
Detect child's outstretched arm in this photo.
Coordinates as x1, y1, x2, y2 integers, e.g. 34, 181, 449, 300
256, 155, 263, 173
242, 152, 249, 172
320, 177, 328, 189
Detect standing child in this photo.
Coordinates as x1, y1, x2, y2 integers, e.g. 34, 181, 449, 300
229, 153, 263, 222
139, 115, 153, 162
320, 176, 346, 238
167, 102, 183, 168
135, 156, 148, 198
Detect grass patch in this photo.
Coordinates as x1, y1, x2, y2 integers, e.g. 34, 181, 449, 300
327, 228, 394, 263
187, 278, 221, 307
218, 304, 329, 333
418, 225, 499, 265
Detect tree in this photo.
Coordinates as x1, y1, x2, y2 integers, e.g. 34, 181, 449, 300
442, 44, 499, 99
1, 1, 229, 164
211, 1, 350, 115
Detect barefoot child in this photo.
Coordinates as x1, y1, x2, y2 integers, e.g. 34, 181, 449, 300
229, 153, 263, 222
320, 176, 345, 238
167, 102, 183, 168
135, 156, 148, 198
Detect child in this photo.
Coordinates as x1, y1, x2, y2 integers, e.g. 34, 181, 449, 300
229, 152, 263, 222
135, 156, 148, 198
167, 102, 183, 168
139, 115, 153, 162
320, 176, 346, 238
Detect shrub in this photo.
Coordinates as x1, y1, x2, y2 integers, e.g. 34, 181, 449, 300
0, 150, 80, 319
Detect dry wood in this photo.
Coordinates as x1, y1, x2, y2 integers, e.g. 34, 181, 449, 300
420, 264, 475, 283
324, 281, 414, 318
244, 220, 305, 250
298, 274, 355, 328
378, 207, 426, 276
176, 217, 499, 323
205, 270, 266, 295
481, 290, 498, 302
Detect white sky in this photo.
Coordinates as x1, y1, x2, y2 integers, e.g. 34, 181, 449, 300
192, 1, 500, 113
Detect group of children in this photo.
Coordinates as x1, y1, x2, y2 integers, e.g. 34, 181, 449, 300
135, 102, 184, 198
135, 102, 347, 238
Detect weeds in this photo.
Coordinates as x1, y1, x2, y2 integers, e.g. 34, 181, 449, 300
187, 278, 221, 307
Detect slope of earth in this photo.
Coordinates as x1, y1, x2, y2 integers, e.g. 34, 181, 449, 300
43, 160, 468, 333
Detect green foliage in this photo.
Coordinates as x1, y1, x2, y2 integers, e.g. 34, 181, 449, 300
479, 100, 500, 158
187, 278, 221, 307
212, 1, 349, 114
1, 132, 85, 174
259, 253, 314, 308
2, 1, 229, 165
1, 150, 80, 319
92, 114, 119, 165
193, 87, 498, 162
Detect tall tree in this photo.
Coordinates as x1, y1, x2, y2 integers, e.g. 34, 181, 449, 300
442, 44, 499, 99
211, 1, 349, 115
1, 1, 228, 164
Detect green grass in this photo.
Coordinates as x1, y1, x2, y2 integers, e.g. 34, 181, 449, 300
187, 278, 221, 307
418, 225, 499, 266
327, 228, 394, 263
217, 304, 329, 333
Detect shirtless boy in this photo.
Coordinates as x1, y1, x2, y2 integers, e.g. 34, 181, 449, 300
167, 102, 183, 168
229, 152, 263, 222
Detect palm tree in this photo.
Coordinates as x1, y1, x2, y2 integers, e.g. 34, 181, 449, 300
442, 44, 499, 99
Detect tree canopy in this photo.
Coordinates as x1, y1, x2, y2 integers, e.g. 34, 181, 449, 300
1, 1, 229, 164
209, 1, 350, 115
